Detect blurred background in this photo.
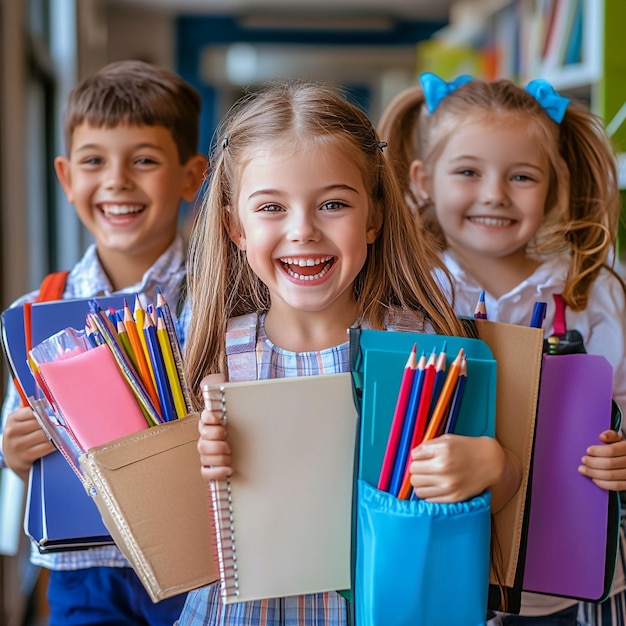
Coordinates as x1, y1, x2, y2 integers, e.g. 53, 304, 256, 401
0, 1, 624, 624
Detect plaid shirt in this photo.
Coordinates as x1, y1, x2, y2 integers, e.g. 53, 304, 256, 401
0, 235, 187, 570
179, 311, 427, 626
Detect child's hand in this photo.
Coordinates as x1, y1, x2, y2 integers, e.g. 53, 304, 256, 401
408, 435, 506, 504
198, 374, 232, 482
2, 406, 54, 481
578, 429, 626, 491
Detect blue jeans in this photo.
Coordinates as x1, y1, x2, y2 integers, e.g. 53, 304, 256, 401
500, 604, 579, 626
48, 567, 186, 626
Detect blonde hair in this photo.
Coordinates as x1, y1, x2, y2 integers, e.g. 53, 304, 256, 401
184, 80, 468, 404
378, 77, 624, 311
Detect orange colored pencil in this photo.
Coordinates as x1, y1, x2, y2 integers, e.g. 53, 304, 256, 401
123, 299, 161, 411
421, 348, 464, 443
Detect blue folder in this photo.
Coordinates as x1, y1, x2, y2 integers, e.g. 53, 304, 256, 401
2, 295, 128, 552
26, 451, 111, 552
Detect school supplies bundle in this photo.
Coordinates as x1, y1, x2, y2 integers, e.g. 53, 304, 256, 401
28, 293, 192, 454
350, 329, 496, 626
0, 290, 193, 554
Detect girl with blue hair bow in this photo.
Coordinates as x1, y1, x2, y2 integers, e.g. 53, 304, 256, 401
379, 73, 626, 626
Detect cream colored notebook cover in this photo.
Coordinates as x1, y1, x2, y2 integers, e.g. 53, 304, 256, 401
204, 372, 358, 604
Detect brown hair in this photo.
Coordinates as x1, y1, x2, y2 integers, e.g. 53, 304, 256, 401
63, 60, 201, 163
378, 77, 623, 310
184, 79, 468, 404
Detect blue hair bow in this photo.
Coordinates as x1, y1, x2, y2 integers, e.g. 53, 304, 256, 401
525, 79, 569, 123
419, 72, 472, 114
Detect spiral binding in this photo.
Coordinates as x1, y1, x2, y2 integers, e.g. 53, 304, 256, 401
203, 384, 240, 600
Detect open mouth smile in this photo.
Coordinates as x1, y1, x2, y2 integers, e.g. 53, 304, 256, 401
98, 203, 145, 218
468, 216, 515, 227
279, 256, 335, 281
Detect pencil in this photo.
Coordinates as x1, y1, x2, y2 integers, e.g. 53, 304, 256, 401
156, 310, 187, 419
377, 344, 417, 491
156, 288, 193, 412
134, 295, 156, 389
116, 312, 136, 368
474, 291, 488, 320
122, 299, 160, 410
389, 351, 426, 496
428, 341, 447, 421
397, 348, 437, 500
144, 314, 175, 422
529, 301, 547, 329
422, 348, 464, 442
444, 356, 467, 434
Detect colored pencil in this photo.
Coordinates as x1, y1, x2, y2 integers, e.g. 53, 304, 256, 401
422, 348, 464, 442
122, 299, 160, 410
134, 295, 156, 389
377, 344, 417, 491
529, 301, 547, 329
444, 356, 468, 434
156, 288, 193, 412
389, 351, 426, 496
428, 341, 447, 421
116, 312, 135, 368
474, 291, 488, 320
397, 348, 438, 500
143, 314, 175, 422
156, 310, 186, 419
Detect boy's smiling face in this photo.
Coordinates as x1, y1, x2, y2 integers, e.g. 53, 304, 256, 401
54, 122, 204, 280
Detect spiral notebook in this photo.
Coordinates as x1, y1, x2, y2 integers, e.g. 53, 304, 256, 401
203, 373, 358, 604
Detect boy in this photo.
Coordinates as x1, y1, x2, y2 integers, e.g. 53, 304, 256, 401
0, 59, 206, 625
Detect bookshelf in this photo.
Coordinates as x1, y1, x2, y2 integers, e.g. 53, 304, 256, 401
417, 0, 626, 257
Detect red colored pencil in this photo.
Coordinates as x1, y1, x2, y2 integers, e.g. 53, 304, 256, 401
377, 344, 417, 491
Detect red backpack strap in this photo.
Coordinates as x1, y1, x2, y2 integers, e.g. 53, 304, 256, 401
552, 293, 567, 336
37, 270, 70, 302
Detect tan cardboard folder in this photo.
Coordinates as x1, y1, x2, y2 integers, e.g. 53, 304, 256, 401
79, 415, 219, 602
474, 319, 544, 611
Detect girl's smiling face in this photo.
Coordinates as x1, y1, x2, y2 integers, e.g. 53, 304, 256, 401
422, 117, 551, 272
231, 140, 378, 322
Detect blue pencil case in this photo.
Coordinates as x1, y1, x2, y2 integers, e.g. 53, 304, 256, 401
356, 481, 491, 626
349, 328, 496, 624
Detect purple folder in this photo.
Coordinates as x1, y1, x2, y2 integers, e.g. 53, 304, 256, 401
523, 353, 615, 600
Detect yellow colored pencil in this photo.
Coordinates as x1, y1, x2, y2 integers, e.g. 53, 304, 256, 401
156, 312, 186, 418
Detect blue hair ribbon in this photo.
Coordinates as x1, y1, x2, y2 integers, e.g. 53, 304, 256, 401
419, 72, 472, 114
525, 79, 569, 123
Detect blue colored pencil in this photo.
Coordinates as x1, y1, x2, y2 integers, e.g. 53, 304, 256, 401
529, 301, 547, 329
389, 351, 426, 496
474, 290, 488, 320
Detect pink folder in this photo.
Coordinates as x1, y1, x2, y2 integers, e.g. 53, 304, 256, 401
38, 344, 148, 451
523, 353, 616, 600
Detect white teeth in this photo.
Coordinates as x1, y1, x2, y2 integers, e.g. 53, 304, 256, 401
101, 204, 143, 216
284, 264, 331, 281
279, 256, 331, 266
469, 217, 513, 227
